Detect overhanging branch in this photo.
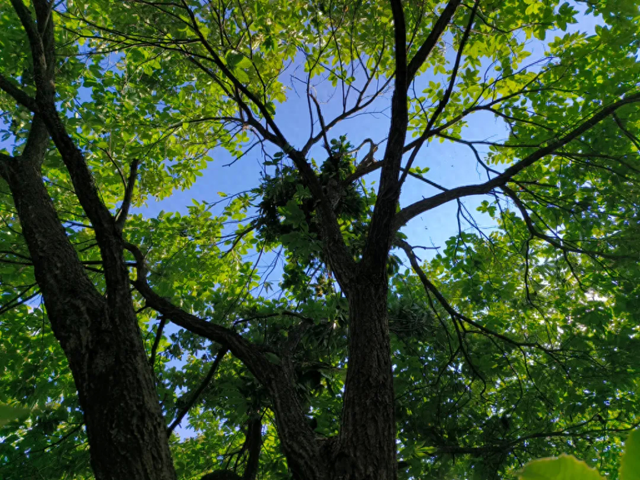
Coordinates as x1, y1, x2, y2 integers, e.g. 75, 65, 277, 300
431, 420, 640, 457
396, 239, 563, 355
125, 242, 323, 476
500, 185, 627, 261
115, 158, 140, 232
394, 92, 640, 230
125, 242, 275, 385
0, 73, 38, 112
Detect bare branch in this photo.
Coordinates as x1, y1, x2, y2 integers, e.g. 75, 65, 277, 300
149, 315, 167, 368
399, 0, 479, 187
167, 346, 229, 435
309, 94, 332, 155
394, 92, 640, 230
116, 158, 140, 232
501, 185, 627, 260
613, 112, 640, 151
407, 0, 462, 82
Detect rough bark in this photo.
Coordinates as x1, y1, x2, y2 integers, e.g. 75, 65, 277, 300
1, 153, 176, 480
339, 277, 396, 480
0, 2, 178, 478
324, 3, 409, 478
242, 414, 263, 480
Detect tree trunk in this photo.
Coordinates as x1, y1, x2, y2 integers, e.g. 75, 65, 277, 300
3, 156, 176, 480
340, 276, 397, 480
0, 2, 177, 475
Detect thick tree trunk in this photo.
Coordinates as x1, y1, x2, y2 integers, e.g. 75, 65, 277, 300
3, 157, 176, 480
340, 277, 397, 480
1, 3, 176, 476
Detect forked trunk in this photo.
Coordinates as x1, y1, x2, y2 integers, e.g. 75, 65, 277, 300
4, 158, 176, 480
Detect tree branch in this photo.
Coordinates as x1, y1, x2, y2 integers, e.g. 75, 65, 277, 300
115, 158, 140, 232
242, 413, 262, 480
396, 239, 561, 354
394, 92, 640, 230
431, 420, 640, 457
125, 242, 323, 478
0, 73, 38, 111
125, 242, 271, 380
399, 0, 478, 187
359, 0, 409, 272
309, 94, 332, 154
149, 315, 168, 368
500, 185, 626, 260
167, 346, 229, 435
613, 112, 640, 151
9, 0, 138, 302
179, 0, 288, 146
406, 0, 461, 82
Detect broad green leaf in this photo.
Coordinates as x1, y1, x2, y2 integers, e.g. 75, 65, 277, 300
0, 405, 29, 427
518, 455, 603, 480
620, 429, 640, 480
264, 352, 281, 366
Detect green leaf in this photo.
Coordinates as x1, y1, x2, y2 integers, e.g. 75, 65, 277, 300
518, 455, 603, 480
264, 352, 281, 366
620, 429, 640, 480
0, 405, 29, 427
226, 52, 252, 70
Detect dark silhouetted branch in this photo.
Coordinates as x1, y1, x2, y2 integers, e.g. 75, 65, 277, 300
167, 346, 229, 435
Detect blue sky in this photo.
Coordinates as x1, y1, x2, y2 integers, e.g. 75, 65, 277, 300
134, 10, 601, 264
136, 66, 506, 258
0, 6, 601, 260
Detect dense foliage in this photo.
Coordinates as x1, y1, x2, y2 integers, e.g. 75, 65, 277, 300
2, 0, 640, 479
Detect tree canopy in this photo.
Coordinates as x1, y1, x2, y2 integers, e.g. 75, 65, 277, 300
2, 0, 640, 479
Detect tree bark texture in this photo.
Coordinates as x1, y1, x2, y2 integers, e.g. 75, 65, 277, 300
339, 277, 397, 480
2, 156, 176, 480
0, 1, 178, 477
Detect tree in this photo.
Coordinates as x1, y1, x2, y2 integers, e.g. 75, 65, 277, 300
2, 0, 640, 479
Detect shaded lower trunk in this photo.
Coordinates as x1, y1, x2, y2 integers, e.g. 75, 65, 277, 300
4, 158, 176, 480
339, 278, 397, 480
268, 364, 328, 480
